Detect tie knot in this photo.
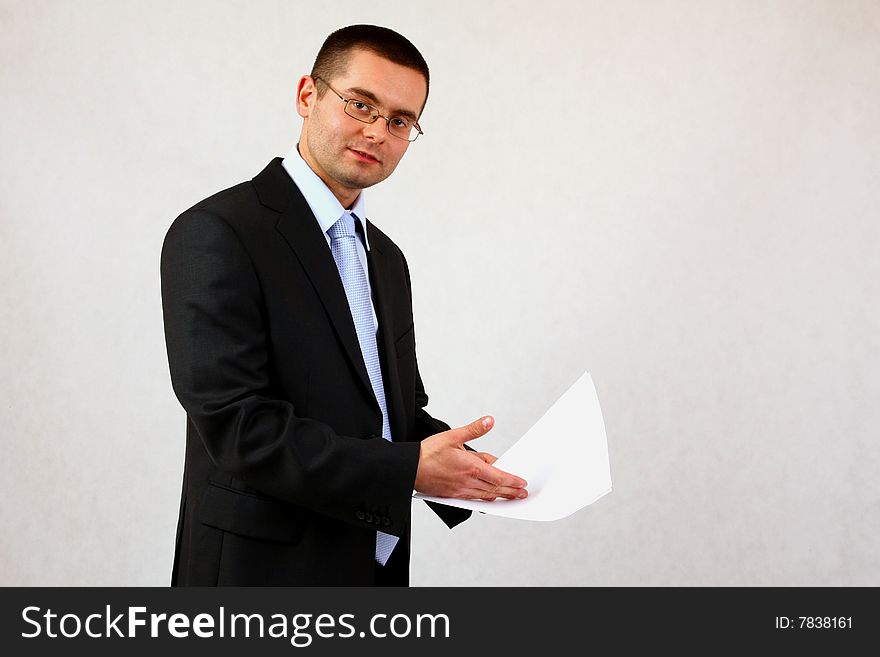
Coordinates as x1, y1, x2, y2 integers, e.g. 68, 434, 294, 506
328, 214, 356, 241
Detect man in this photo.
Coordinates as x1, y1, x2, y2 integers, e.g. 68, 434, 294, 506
161, 25, 527, 587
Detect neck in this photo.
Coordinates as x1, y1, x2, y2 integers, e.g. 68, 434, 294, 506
297, 143, 359, 208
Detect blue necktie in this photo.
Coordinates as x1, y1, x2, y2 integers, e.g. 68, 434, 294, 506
328, 214, 398, 565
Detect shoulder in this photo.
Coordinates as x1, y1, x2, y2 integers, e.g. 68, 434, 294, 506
366, 220, 408, 264
168, 180, 257, 231
162, 180, 265, 269
163, 170, 280, 252
186, 180, 256, 216
365, 220, 420, 294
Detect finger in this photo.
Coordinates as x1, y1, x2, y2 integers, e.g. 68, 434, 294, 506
474, 477, 528, 499
460, 487, 498, 502
475, 463, 528, 490
463, 482, 526, 501
479, 485, 528, 500
450, 416, 494, 444
475, 452, 497, 465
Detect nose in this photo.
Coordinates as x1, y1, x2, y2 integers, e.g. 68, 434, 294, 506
361, 118, 386, 143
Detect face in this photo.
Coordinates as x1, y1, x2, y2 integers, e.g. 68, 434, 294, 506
296, 49, 427, 206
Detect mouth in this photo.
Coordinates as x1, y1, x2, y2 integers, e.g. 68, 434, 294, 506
348, 148, 381, 164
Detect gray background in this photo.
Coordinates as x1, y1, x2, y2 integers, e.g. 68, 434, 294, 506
1, 0, 877, 585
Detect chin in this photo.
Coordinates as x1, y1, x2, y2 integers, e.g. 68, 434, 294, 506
339, 171, 387, 190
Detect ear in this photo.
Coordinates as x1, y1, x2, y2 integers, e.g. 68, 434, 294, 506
295, 75, 318, 119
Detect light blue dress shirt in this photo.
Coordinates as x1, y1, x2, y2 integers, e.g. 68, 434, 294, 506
281, 143, 378, 332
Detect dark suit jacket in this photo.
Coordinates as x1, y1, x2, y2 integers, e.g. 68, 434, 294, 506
160, 157, 469, 586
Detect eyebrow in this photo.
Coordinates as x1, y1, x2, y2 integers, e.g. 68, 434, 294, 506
345, 86, 419, 121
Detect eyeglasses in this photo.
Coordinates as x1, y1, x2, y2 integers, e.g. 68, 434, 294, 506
313, 76, 423, 143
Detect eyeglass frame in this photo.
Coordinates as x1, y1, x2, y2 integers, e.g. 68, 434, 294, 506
312, 75, 424, 142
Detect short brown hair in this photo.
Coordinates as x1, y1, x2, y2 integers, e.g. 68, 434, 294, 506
311, 25, 430, 112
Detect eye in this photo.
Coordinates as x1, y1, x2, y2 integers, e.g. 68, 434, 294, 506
390, 117, 411, 129
350, 101, 372, 114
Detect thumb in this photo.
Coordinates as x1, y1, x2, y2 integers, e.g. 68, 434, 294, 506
452, 416, 494, 444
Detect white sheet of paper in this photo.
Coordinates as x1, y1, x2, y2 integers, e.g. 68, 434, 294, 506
414, 372, 612, 521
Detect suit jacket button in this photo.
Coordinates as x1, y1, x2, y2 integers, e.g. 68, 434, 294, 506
365, 513, 373, 523
383, 518, 391, 527
356, 511, 365, 520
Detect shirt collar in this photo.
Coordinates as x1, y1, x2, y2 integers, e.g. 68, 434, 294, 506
281, 143, 370, 250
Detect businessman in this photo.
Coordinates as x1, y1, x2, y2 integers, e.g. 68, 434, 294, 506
160, 25, 528, 586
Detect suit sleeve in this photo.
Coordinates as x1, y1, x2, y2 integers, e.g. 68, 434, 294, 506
161, 209, 420, 536
401, 252, 473, 530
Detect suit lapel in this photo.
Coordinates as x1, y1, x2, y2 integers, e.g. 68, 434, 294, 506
254, 159, 375, 404
365, 227, 407, 443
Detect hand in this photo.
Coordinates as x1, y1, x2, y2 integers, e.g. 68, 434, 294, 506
414, 416, 528, 501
